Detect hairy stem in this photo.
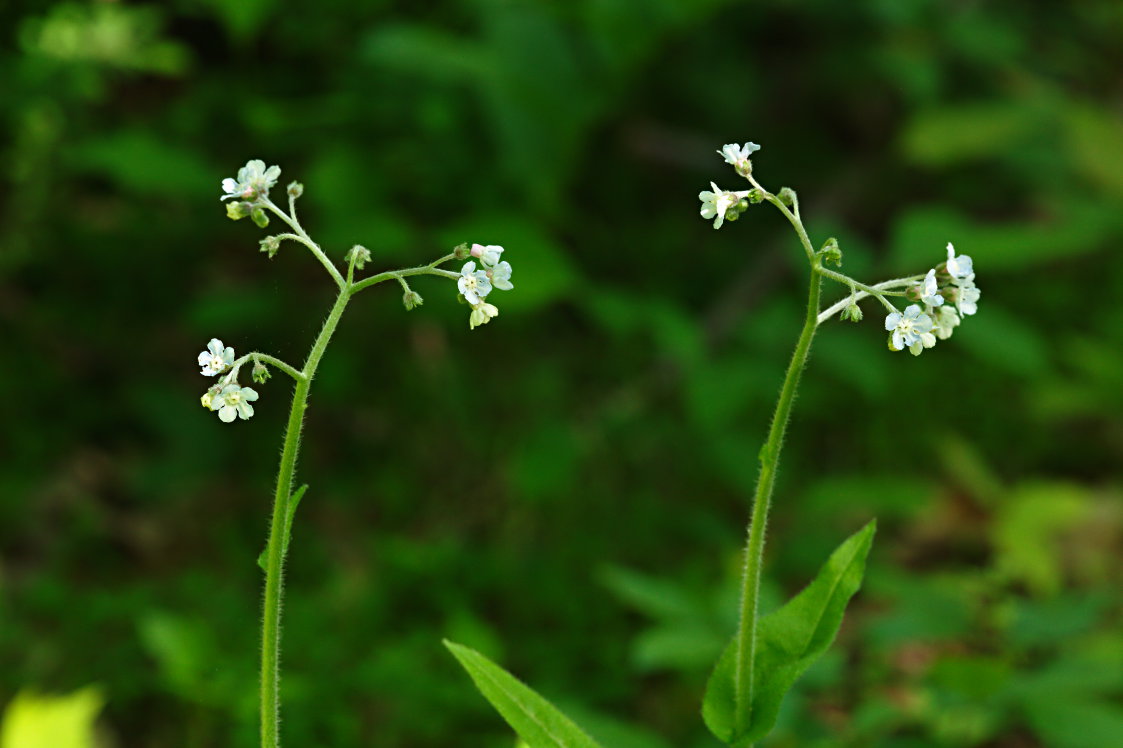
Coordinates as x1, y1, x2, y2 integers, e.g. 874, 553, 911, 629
260, 286, 351, 748
817, 276, 921, 325
732, 225, 822, 737
262, 199, 346, 290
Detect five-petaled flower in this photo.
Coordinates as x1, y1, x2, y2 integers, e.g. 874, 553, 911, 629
458, 261, 492, 305
487, 261, 514, 291
220, 160, 281, 203
698, 182, 748, 229
885, 304, 935, 355
469, 302, 499, 330
718, 142, 761, 175
198, 338, 235, 376
945, 242, 974, 281
920, 269, 944, 307
209, 384, 260, 423
470, 244, 504, 268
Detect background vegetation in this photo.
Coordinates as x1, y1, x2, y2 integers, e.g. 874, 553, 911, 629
2, 1, 1121, 746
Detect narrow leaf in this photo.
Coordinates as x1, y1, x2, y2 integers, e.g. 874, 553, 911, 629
257, 484, 308, 571
444, 640, 604, 748
703, 520, 876, 745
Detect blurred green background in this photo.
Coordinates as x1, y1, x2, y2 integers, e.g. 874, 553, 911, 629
2, 0, 1122, 746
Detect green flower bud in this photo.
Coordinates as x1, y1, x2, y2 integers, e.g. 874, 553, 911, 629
287, 181, 303, 199
259, 236, 281, 259
453, 242, 471, 260
778, 187, 796, 207
840, 301, 863, 322
818, 237, 842, 267
252, 360, 271, 384
251, 207, 269, 228
748, 188, 764, 205
724, 208, 740, 222
345, 245, 371, 270
905, 285, 923, 302
402, 289, 424, 311
226, 201, 252, 221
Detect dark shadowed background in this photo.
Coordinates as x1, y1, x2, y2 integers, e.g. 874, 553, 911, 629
2, 1, 1122, 746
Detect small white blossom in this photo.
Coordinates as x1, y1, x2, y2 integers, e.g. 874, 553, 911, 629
920, 269, 944, 307
885, 304, 935, 352
698, 182, 748, 229
198, 338, 235, 376
469, 302, 499, 330
718, 142, 761, 172
945, 242, 974, 281
210, 384, 259, 423
930, 305, 961, 340
487, 260, 513, 291
220, 159, 281, 202
458, 261, 492, 305
954, 275, 981, 316
470, 244, 504, 268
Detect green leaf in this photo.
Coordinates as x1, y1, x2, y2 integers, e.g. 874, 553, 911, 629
1, 687, 104, 748
443, 640, 604, 748
702, 520, 876, 746
257, 484, 307, 571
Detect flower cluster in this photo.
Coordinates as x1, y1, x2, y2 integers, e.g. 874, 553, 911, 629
198, 337, 261, 422
220, 159, 287, 228
886, 243, 980, 356
458, 244, 513, 329
698, 143, 765, 229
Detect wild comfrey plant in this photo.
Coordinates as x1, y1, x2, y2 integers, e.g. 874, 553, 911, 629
202, 159, 514, 747
444, 143, 980, 747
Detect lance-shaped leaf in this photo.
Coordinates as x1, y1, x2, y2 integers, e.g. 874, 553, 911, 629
444, 640, 604, 748
703, 520, 876, 745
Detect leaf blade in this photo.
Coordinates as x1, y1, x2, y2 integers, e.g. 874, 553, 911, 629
703, 520, 876, 745
444, 640, 604, 748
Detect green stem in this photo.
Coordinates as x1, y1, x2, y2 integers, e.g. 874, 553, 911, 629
349, 254, 458, 296
260, 286, 351, 748
262, 199, 346, 290
732, 252, 822, 737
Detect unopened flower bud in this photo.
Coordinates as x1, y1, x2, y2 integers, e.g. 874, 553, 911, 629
226, 201, 252, 221
724, 208, 741, 223
259, 236, 281, 259
905, 285, 923, 302
287, 181, 303, 199
402, 289, 424, 311
346, 245, 371, 269
748, 188, 764, 205
453, 242, 472, 260
841, 301, 863, 322
251, 207, 269, 229
252, 360, 271, 384
819, 237, 842, 267
778, 187, 796, 207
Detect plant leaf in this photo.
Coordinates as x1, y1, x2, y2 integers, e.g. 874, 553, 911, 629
703, 520, 876, 745
257, 484, 307, 571
444, 640, 604, 748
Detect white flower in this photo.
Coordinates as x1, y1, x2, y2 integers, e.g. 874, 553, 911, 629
220, 159, 281, 202
487, 260, 513, 291
945, 242, 974, 281
211, 384, 259, 423
954, 275, 980, 316
470, 244, 504, 268
698, 182, 748, 229
920, 269, 944, 307
718, 142, 761, 171
198, 338, 235, 376
930, 305, 961, 340
469, 302, 499, 330
458, 261, 492, 305
885, 304, 935, 352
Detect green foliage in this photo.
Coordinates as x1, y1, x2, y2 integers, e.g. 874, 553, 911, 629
703, 521, 876, 745
0, 687, 104, 748
444, 641, 603, 748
